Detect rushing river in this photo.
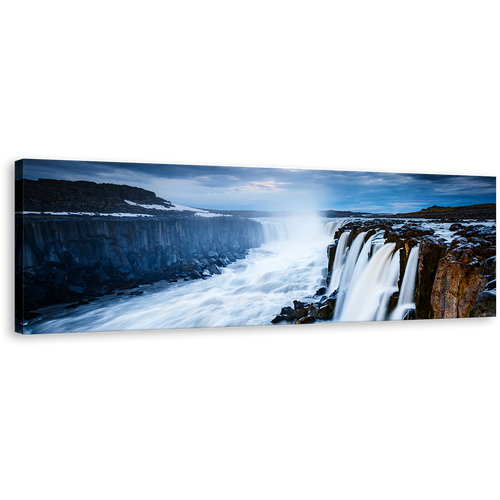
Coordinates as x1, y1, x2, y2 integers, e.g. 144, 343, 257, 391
26, 216, 334, 333
25, 217, 495, 334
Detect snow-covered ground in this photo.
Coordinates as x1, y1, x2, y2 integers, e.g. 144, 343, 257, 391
20, 200, 232, 218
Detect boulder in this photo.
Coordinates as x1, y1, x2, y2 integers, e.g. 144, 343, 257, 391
293, 300, 305, 310
295, 308, 307, 319
415, 236, 447, 319
271, 315, 286, 324
208, 264, 222, 275
280, 306, 296, 321
469, 291, 496, 318
295, 315, 315, 324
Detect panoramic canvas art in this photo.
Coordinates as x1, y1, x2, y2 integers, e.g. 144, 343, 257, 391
15, 159, 496, 334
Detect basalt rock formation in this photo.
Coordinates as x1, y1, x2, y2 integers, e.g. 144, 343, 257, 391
16, 217, 264, 322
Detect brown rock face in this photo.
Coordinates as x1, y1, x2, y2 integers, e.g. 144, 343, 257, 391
430, 243, 485, 318
326, 243, 337, 286
415, 236, 447, 319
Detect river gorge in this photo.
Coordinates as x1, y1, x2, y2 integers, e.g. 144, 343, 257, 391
17, 214, 496, 334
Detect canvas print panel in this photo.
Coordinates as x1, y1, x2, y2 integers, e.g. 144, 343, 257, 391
15, 159, 496, 334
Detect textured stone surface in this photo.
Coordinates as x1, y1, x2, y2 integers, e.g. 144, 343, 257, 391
430, 243, 485, 318
469, 291, 496, 317
415, 236, 447, 319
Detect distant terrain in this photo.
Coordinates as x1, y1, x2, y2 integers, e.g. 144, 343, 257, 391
15, 179, 496, 221
388, 203, 496, 220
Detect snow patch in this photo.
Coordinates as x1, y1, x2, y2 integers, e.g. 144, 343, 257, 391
21, 211, 154, 218
124, 200, 172, 211
194, 212, 231, 218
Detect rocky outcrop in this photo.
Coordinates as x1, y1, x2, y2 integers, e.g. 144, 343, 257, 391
430, 240, 486, 318
271, 293, 338, 325
415, 236, 447, 319
16, 217, 264, 317
16, 178, 175, 214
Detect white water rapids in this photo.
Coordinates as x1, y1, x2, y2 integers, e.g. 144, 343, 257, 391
26, 216, 425, 334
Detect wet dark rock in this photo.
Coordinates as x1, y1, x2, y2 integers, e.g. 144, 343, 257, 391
295, 308, 307, 319
388, 291, 399, 316
293, 300, 305, 310
271, 315, 286, 324
402, 308, 416, 320
484, 279, 496, 291
295, 315, 315, 324
469, 291, 496, 317
280, 306, 296, 321
449, 223, 464, 231
315, 287, 327, 296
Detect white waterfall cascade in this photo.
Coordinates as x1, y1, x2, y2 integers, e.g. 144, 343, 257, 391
390, 245, 420, 320
327, 231, 350, 293
260, 220, 290, 242
324, 220, 345, 237
332, 231, 368, 315
329, 230, 420, 322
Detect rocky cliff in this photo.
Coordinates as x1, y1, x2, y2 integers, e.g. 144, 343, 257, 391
16, 217, 264, 318
317, 219, 496, 322
16, 178, 176, 214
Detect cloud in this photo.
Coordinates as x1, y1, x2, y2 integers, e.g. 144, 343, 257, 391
239, 181, 288, 192
19, 159, 496, 212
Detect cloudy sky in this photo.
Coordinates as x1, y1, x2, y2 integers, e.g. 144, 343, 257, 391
18, 159, 496, 213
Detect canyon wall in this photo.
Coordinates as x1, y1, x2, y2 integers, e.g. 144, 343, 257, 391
16, 217, 264, 315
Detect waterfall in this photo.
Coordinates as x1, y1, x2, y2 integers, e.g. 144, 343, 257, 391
390, 245, 419, 320
336, 243, 399, 322
328, 230, 420, 322
333, 232, 367, 316
260, 220, 289, 242
324, 220, 344, 237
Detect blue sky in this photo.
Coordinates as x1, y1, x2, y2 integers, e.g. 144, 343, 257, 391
18, 159, 496, 213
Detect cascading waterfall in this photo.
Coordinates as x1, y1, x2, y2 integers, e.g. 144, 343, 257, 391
327, 231, 350, 293
337, 243, 400, 322
324, 220, 344, 237
333, 232, 367, 316
329, 230, 420, 322
260, 220, 289, 242
390, 245, 420, 320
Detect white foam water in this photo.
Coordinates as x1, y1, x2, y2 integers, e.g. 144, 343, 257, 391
390, 245, 420, 320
